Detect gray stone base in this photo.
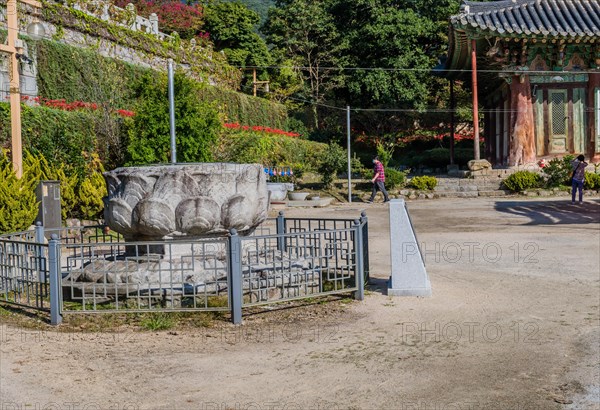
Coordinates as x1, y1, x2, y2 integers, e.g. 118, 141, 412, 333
387, 280, 432, 297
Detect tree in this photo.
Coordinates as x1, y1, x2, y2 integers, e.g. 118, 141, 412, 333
264, 0, 349, 129
125, 71, 221, 165
203, 1, 272, 90
325, 0, 441, 133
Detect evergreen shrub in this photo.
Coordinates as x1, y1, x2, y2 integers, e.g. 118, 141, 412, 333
584, 172, 600, 190
409, 176, 438, 190
503, 171, 542, 192
385, 169, 408, 189
0, 151, 39, 234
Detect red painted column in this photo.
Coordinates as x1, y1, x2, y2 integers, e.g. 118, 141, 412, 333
471, 39, 480, 160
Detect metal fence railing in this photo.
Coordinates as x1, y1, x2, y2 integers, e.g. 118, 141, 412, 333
0, 213, 369, 324
0, 224, 50, 311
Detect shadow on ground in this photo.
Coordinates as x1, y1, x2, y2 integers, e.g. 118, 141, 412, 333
495, 198, 600, 225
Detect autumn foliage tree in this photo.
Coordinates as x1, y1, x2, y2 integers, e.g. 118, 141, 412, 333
114, 0, 204, 39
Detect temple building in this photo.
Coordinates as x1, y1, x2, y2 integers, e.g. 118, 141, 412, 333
441, 0, 600, 166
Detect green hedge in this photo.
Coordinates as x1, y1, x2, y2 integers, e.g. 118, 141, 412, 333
198, 85, 288, 129
36, 40, 149, 108
0, 102, 132, 171
35, 40, 289, 130
214, 130, 326, 172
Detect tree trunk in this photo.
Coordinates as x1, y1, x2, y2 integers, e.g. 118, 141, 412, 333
508, 75, 536, 166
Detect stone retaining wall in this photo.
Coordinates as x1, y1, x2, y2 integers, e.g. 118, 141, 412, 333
0, 0, 239, 101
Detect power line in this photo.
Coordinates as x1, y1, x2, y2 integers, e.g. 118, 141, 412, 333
236, 65, 600, 75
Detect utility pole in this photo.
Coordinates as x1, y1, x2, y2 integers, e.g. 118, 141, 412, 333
0, 0, 44, 178
168, 59, 176, 164
347, 106, 352, 203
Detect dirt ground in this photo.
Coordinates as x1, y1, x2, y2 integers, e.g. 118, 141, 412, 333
1, 197, 599, 410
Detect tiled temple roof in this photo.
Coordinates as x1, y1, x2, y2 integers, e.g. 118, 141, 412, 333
452, 0, 600, 38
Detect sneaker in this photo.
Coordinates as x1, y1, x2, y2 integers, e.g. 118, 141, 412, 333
384, 199, 390, 203
571, 201, 576, 204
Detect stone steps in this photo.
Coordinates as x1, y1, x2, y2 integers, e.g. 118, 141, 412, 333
385, 175, 512, 199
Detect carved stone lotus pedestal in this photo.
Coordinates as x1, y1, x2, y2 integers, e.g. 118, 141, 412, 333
103, 163, 268, 241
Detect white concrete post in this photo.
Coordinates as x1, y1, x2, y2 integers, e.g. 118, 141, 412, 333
388, 199, 432, 296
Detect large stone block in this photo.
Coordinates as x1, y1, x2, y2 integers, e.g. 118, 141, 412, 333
104, 163, 268, 239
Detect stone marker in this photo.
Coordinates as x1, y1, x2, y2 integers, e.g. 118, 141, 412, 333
388, 199, 432, 296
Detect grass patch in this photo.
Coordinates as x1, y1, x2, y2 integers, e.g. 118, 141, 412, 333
140, 313, 175, 331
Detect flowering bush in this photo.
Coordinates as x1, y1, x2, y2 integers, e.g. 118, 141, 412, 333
114, 0, 204, 40
223, 122, 300, 138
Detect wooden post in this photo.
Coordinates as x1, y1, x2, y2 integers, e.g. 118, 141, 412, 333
253, 68, 257, 97
471, 39, 480, 160
7, 0, 23, 178
0, 0, 43, 178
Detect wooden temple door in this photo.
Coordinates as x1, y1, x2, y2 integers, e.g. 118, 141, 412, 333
548, 90, 568, 153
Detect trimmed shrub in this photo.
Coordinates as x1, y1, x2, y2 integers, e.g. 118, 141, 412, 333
409, 176, 438, 191
503, 171, 542, 192
584, 172, 600, 190
385, 169, 409, 189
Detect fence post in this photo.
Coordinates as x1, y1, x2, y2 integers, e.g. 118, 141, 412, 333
228, 229, 243, 325
354, 220, 364, 301
276, 211, 286, 252
35, 222, 46, 283
360, 211, 370, 283
48, 234, 62, 325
